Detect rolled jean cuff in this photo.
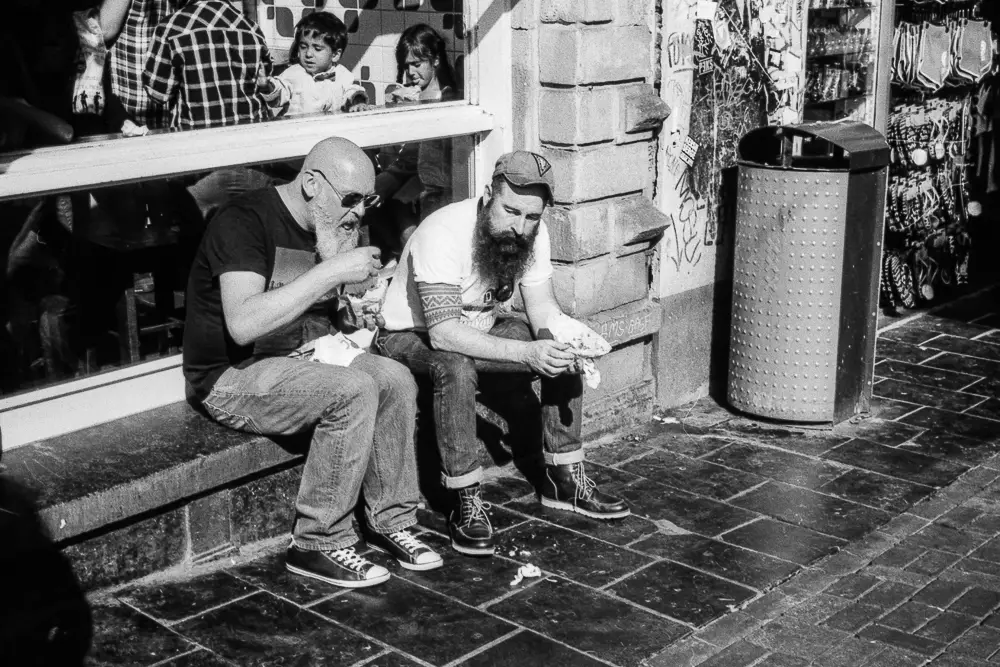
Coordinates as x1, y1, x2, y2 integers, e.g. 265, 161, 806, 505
544, 448, 585, 466
442, 467, 484, 490
370, 516, 419, 536
290, 535, 360, 552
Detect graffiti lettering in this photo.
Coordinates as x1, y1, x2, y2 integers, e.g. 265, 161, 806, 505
666, 31, 695, 70
595, 311, 656, 345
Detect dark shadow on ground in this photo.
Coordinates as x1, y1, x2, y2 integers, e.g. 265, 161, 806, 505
0, 476, 92, 666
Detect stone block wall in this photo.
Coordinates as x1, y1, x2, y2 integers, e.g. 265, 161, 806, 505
511, 0, 668, 435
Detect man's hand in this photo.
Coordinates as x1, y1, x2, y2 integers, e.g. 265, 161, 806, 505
320, 246, 381, 285
520, 340, 576, 378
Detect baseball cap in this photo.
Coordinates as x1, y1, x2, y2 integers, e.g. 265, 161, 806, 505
493, 151, 555, 204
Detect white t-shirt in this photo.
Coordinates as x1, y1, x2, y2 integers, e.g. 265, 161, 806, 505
264, 63, 363, 116
381, 197, 554, 333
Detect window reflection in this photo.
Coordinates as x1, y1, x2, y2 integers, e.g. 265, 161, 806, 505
1, 135, 470, 397
0, 0, 466, 153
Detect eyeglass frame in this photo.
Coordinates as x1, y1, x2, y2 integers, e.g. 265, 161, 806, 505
311, 169, 382, 212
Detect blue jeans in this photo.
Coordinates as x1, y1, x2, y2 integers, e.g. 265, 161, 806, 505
202, 354, 419, 551
376, 319, 584, 489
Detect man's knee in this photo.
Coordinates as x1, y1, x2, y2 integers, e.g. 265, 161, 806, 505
370, 355, 419, 403
432, 352, 478, 388
320, 368, 379, 420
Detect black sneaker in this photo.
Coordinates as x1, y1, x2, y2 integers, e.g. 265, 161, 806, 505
448, 484, 494, 556
285, 545, 390, 588
539, 462, 630, 520
367, 529, 444, 571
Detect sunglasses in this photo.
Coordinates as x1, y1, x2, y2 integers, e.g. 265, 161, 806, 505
314, 170, 381, 211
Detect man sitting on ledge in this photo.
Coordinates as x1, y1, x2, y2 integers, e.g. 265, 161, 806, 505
377, 150, 630, 557
182, 137, 442, 588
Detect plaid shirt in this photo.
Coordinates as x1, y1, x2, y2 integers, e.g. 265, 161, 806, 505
143, 0, 273, 130
109, 0, 180, 128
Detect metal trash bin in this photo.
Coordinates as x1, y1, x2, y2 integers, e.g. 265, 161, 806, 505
727, 122, 890, 424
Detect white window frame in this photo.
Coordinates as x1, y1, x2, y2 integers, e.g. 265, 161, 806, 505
0, 0, 512, 451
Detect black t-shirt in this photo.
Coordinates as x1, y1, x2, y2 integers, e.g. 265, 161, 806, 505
182, 187, 335, 400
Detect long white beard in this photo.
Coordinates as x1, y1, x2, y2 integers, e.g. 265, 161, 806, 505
311, 202, 357, 261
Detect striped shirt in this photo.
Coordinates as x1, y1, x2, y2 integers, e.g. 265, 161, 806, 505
143, 0, 273, 130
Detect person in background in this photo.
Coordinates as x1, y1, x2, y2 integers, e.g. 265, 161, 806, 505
370, 24, 458, 258
183, 137, 442, 587
257, 12, 369, 117
143, 0, 272, 130
377, 151, 630, 558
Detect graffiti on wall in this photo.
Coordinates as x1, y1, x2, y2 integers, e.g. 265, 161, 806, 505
659, 0, 805, 295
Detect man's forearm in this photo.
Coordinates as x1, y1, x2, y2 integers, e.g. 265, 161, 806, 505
227, 266, 340, 346
427, 320, 528, 362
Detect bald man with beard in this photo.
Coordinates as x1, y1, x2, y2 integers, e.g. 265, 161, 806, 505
378, 151, 629, 558
182, 137, 442, 588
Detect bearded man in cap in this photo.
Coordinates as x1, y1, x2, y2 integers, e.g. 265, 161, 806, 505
183, 137, 442, 588
378, 150, 630, 557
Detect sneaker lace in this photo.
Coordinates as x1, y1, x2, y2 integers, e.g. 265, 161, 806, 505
389, 530, 427, 554
460, 490, 493, 529
329, 547, 370, 572
572, 463, 598, 501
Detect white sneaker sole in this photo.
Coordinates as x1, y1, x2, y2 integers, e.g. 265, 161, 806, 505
450, 540, 495, 557
286, 563, 390, 588
368, 544, 444, 571
539, 495, 631, 520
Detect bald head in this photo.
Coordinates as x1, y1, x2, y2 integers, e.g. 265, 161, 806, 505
302, 137, 375, 194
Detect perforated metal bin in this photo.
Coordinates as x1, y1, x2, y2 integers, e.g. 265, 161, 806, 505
728, 122, 889, 424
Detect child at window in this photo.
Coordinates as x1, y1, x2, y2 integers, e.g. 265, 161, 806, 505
371, 24, 457, 256
257, 12, 368, 117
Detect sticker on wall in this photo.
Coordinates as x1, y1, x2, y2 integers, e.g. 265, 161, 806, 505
395, 0, 423, 9
680, 137, 700, 167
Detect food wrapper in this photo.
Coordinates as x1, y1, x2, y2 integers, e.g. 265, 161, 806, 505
546, 313, 610, 390
341, 260, 395, 335
291, 332, 367, 366
386, 84, 422, 103
121, 120, 149, 137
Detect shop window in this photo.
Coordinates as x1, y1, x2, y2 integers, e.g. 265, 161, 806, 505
1, 0, 468, 151
0, 135, 475, 447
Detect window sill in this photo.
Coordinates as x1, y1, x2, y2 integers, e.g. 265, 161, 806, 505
0, 102, 494, 201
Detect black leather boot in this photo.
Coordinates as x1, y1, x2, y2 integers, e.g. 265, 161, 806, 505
448, 484, 494, 556
539, 462, 630, 519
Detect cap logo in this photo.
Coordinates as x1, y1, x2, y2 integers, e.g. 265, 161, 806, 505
532, 154, 552, 177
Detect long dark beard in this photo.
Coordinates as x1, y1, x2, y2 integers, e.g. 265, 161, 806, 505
472, 205, 537, 293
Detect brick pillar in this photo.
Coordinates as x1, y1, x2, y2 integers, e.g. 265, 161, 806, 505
511, 0, 671, 436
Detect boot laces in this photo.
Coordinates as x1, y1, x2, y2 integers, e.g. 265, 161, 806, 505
572, 463, 598, 501
388, 529, 426, 554
328, 547, 369, 572
459, 489, 493, 529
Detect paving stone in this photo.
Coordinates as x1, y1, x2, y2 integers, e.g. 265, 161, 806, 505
918, 612, 981, 643
949, 626, 1000, 659
703, 443, 846, 490
694, 611, 767, 648
877, 338, 946, 363
914, 580, 974, 608
730, 482, 893, 540
644, 637, 717, 667
875, 359, 982, 392
814, 636, 887, 667
876, 648, 932, 666
707, 421, 850, 457
755, 655, 811, 667
779, 570, 843, 597
928, 653, 993, 667
722, 519, 846, 566
824, 602, 885, 633
820, 469, 936, 513
493, 520, 654, 587
781, 594, 852, 625
459, 631, 607, 667
907, 550, 963, 576
901, 409, 1000, 444
88, 600, 195, 666
610, 560, 756, 626
883, 514, 934, 538
881, 601, 943, 633
695, 639, 768, 667
876, 544, 928, 568
816, 551, 869, 577
619, 449, 766, 500
859, 624, 946, 655
615, 477, 759, 536
874, 379, 986, 413
825, 573, 882, 600
745, 618, 849, 658
118, 571, 257, 624
504, 497, 660, 547
742, 591, 802, 620
861, 565, 935, 588
488, 577, 687, 667
847, 531, 900, 559
824, 440, 969, 488
860, 582, 919, 609
905, 523, 989, 555
950, 588, 1000, 617
902, 431, 1000, 467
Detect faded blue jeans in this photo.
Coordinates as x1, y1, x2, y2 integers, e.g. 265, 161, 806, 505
202, 354, 419, 551
376, 318, 584, 490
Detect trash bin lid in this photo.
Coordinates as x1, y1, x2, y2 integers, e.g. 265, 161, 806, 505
739, 121, 890, 172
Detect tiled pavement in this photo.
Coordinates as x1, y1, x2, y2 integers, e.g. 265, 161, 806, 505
86, 291, 1000, 666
